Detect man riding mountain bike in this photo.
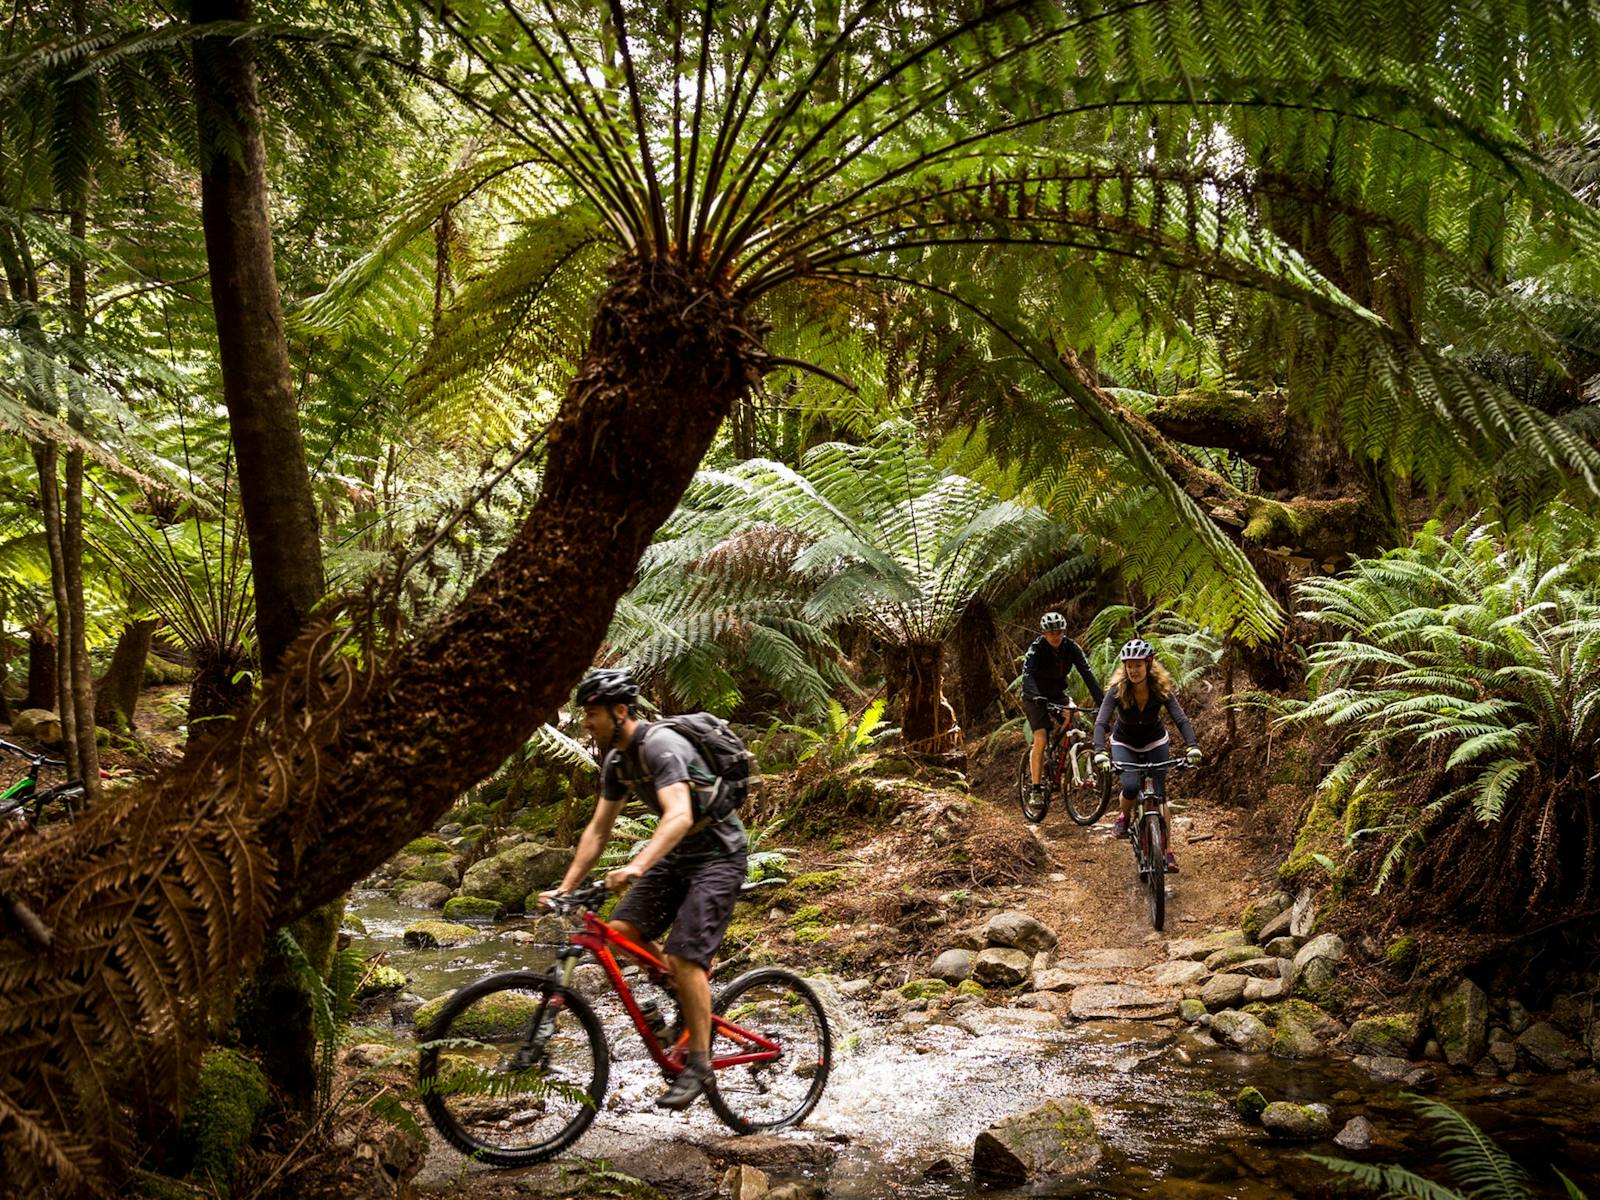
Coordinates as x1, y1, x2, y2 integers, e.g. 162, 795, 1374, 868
1021, 612, 1105, 811
542, 667, 748, 1112
1092, 638, 1202, 872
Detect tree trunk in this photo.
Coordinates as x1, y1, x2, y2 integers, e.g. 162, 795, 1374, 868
26, 624, 56, 713
96, 619, 158, 729
899, 641, 963, 761
33, 445, 80, 772
951, 601, 1000, 729
0, 259, 758, 1193
192, 0, 325, 673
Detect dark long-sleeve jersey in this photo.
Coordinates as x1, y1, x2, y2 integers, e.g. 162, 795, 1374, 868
1093, 682, 1197, 751
1021, 635, 1104, 705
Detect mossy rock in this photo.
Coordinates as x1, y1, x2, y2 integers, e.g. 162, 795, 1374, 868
404, 836, 452, 856
788, 905, 825, 929
956, 979, 985, 996
400, 856, 460, 887
414, 989, 539, 1039
788, 870, 846, 893
1385, 935, 1419, 970
511, 804, 561, 836
860, 756, 916, 778
180, 1049, 269, 1197
1346, 1012, 1423, 1059
402, 920, 483, 949
899, 978, 950, 1002
1278, 786, 1344, 884
1240, 892, 1290, 942
1235, 1086, 1267, 1121
355, 964, 408, 1000
143, 657, 192, 686
442, 896, 505, 923
793, 926, 832, 945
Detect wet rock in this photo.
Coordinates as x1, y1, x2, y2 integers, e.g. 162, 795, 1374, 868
1235, 1086, 1267, 1120
839, 979, 874, 999
1179, 998, 1208, 1023
1264, 935, 1303, 958
955, 1007, 1061, 1037
413, 988, 537, 1038
1289, 889, 1317, 938
984, 911, 1058, 955
1240, 892, 1291, 942
703, 1133, 836, 1174
766, 1187, 822, 1200
1432, 979, 1489, 1068
1233, 957, 1290, 981
1290, 934, 1346, 998
1151, 959, 1209, 988
1270, 1011, 1326, 1060
1069, 984, 1176, 1021
973, 948, 1032, 987
401, 920, 482, 949
393, 881, 452, 909
1168, 931, 1247, 961
1210, 1010, 1272, 1053
722, 1164, 769, 1199
971, 1099, 1102, 1187
1201, 973, 1250, 1010
458, 842, 572, 911
1206, 945, 1267, 973
1260, 1101, 1333, 1139
1257, 908, 1295, 944
399, 856, 462, 889
1517, 1021, 1583, 1072
1016, 991, 1074, 1015
441, 896, 504, 923
1244, 977, 1289, 1004
1346, 1013, 1424, 1059
1353, 1054, 1411, 1083
929, 949, 973, 983
388, 994, 423, 1026
1335, 1116, 1374, 1151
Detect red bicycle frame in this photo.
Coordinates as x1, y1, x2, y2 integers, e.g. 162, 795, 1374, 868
560, 910, 783, 1075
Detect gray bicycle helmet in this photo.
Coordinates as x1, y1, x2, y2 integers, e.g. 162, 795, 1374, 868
575, 666, 640, 708
1119, 638, 1155, 660
1040, 611, 1068, 632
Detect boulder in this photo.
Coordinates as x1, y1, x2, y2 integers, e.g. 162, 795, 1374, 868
1210, 1010, 1272, 1053
355, 965, 407, 1000
413, 988, 537, 1038
1517, 1022, 1583, 1072
1257, 908, 1295, 944
1232, 957, 1290, 980
1551, 994, 1593, 1038
1346, 1013, 1423, 1059
955, 1007, 1061, 1037
929, 949, 974, 984
1270, 1010, 1327, 1060
399, 857, 462, 888
441, 896, 504, 923
458, 842, 572, 911
1031, 968, 1078, 993
1241, 891, 1291, 942
984, 911, 1058, 955
401, 920, 482, 949
1290, 934, 1346, 998
1205, 945, 1268, 973
1068, 984, 1176, 1021
1150, 960, 1209, 989
1260, 1102, 1333, 1140
972, 948, 1032, 987
1264, 936, 1303, 958
1235, 1086, 1267, 1120
1244, 977, 1289, 1004
393, 881, 452, 909
1335, 1116, 1375, 1151
971, 1099, 1102, 1187
1201, 974, 1249, 1010
11, 709, 62, 746
1168, 931, 1247, 961
1431, 979, 1489, 1069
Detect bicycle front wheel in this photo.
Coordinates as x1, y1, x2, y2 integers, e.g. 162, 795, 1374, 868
418, 971, 608, 1166
706, 968, 832, 1134
1141, 814, 1166, 931
1064, 742, 1111, 826
1017, 748, 1048, 823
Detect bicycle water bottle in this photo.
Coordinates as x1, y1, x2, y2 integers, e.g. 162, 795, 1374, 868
638, 999, 672, 1043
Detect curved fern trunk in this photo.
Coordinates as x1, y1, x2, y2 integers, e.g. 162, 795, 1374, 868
95, 618, 157, 730
0, 260, 759, 1193
900, 640, 962, 760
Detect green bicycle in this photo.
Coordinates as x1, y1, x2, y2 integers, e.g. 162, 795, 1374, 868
0, 738, 88, 831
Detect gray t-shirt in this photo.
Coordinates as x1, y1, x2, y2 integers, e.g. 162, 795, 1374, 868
601, 723, 747, 860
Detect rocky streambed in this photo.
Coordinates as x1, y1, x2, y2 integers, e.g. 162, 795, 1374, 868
343, 873, 1600, 1199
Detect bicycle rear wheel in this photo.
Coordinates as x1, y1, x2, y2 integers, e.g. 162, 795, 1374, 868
706, 968, 832, 1134
1140, 813, 1166, 930
1064, 742, 1111, 826
418, 971, 608, 1166
1016, 748, 1048, 823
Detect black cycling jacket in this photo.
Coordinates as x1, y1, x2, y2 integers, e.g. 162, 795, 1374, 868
1021, 635, 1104, 705
1093, 682, 1197, 751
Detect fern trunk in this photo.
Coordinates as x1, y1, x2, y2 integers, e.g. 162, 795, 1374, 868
900, 640, 962, 759
95, 618, 157, 730
0, 258, 758, 1192
33, 444, 81, 771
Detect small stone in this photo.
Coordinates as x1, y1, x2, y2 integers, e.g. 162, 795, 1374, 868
1265, 936, 1303, 957
1352, 1055, 1411, 1084
722, 1164, 770, 1200
1016, 991, 1074, 1015
1235, 1086, 1267, 1120
1167, 931, 1247, 961
1423, 1039, 1444, 1062
1505, 1000, 1531, 1034
1232, 957, 1291, 980
1069, 984, 1176, 1021
1244, 977, 1290, 1003
1206, 945, 1268, 972
1201, 973, 1249, 1010
344, 1043, 397, 1069
1261, 1101, 1333, 1140
1179, 998, 1207, 1023
1210, 1009, 1272, 1053
1334, 1117, 1374, 1151
1257, 908, 1294, 943
929, 949, 974, 984
436, 822, 463, 837
972, 948, 1032, 987
984, 911, 1059, 955
839, 979, 874, 999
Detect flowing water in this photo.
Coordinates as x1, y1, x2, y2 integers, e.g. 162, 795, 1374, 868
346, 891, 1600, 1198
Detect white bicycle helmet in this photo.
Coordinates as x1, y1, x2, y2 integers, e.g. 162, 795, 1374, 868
1119, 638, 1155, 660
1040, 611, 1068, 632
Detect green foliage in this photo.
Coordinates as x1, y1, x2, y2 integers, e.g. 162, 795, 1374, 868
1310, 1095, 1589, 1200
1081, 605, 1224, 690
179, 1049, 268, 1198
785, 699, 893, 770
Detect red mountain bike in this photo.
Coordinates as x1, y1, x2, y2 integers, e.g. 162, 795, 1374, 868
1110, 756, 1194, 931
417, 878, 832, 1166
1015, 701, 1111, 825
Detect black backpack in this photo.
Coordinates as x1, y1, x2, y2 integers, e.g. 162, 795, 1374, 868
630, 713, 757, 822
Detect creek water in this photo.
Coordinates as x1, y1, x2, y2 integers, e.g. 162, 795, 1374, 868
347, 891, 1600, 1198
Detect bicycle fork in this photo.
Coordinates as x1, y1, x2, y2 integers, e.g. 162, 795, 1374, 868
517, 947, 584, 1067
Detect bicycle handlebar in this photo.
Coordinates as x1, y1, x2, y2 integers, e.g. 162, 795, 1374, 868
541, 878, 613, 914
0, 738, 66, 769
1109, 758, 1196, 771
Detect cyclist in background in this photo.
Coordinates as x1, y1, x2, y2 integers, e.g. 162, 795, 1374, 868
1021, 612, 1104, 811
1092, 638, 1202, 871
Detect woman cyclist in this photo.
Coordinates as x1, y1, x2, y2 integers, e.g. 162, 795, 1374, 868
1091, 638, 1202, 871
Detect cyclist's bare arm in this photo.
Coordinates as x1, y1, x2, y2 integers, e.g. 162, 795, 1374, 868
620, 782, 694, 876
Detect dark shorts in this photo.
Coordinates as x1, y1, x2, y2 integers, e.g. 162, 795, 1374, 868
1023, 695, 1068, 737
611, 851, 747, 970
1113, 742, 1170, 800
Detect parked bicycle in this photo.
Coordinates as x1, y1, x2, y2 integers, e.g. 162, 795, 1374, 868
1110, 756, 1194, 931
1015, 701, 1109, 825
417, 877, 832, 1166
0, 738, 87, 831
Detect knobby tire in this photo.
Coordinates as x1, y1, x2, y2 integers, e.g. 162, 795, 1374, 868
706, 967, 832, 1134
1016, 748, 1048, 823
